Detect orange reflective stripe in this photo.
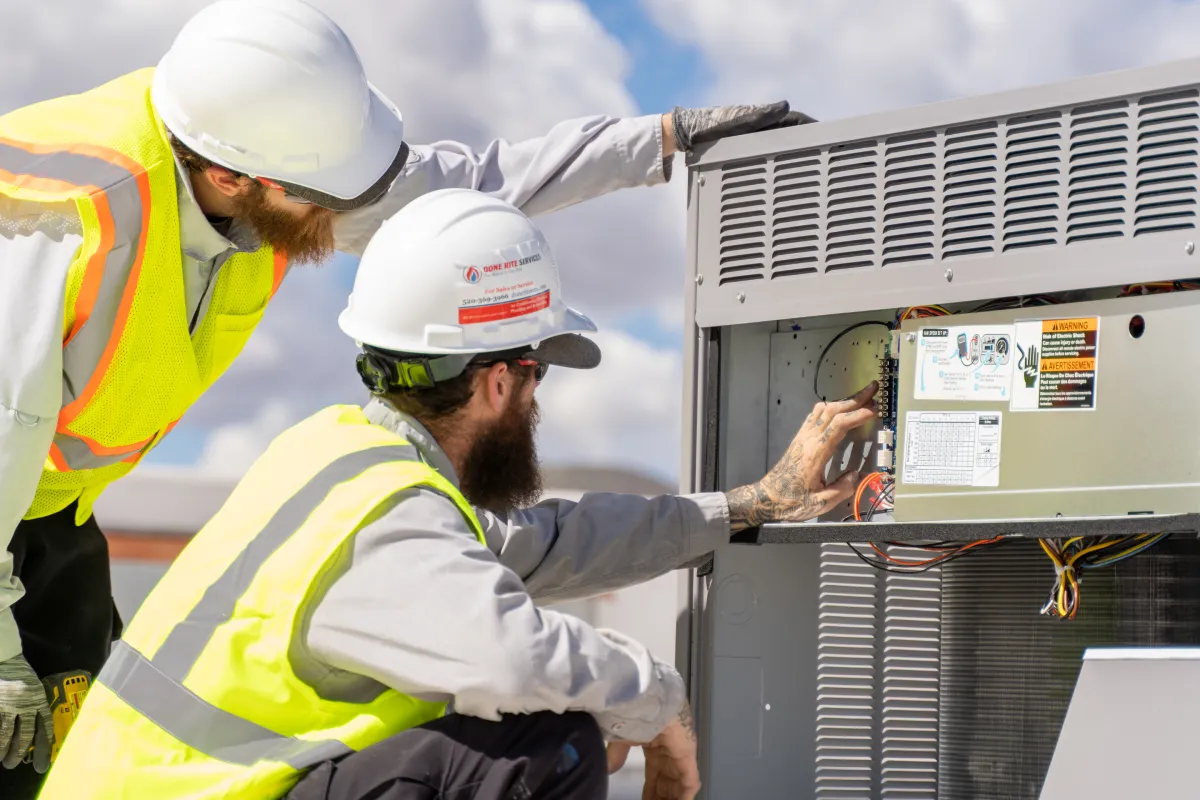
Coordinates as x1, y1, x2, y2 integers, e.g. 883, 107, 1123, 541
271, 250, 288, 298
63, 189, 115, 346
63, 428, 156, 457
48, 444, 69, 473
58, 166, 151, 424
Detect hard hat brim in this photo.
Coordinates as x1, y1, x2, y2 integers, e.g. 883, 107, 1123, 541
513, 332, 601, 370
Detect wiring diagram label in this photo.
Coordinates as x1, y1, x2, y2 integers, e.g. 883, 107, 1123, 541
902, 411, 1002, 487
914, 326, 1015, 402
1010, 317, 1099, 411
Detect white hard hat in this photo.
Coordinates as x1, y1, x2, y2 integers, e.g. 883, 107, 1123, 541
152, 0, 407, 211
339, 189, 600, 389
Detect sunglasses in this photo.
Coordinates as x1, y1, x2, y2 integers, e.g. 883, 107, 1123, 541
472, 358, 548, 384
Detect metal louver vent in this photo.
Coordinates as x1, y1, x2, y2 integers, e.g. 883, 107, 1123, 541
1066, 100, 1131, 244
816, 543, 878, 799
940, 122, 999, 259
771, 149, 822, 279
882, 132, 936, 266
1135, 89, 1199, 236
717, 158, 768, 286
826, 141, 881, 272
1003, 111, 1064, 251
881, 557, 942, 800
816, 544, 944, 799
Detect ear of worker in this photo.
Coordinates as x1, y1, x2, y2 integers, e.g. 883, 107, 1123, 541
670, 101, 817, 152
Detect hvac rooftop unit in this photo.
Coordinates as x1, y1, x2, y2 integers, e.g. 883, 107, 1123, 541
677, 57, 1200, 800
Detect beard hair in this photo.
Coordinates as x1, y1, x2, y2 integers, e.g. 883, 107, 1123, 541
458, 396, 543, 514
231, 182, 336, 265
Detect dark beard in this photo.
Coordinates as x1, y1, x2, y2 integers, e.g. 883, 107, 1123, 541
458, 397, 543, 514
231, 182, 336, 265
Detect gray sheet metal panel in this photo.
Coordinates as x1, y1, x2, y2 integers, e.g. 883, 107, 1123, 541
687, 57, 1200, 328
702, 544, 823, 799
1040, 648, 1200, 800
893, 292, 1200, 521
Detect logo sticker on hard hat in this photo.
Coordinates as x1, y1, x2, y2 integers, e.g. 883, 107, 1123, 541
457, 241, 552, 326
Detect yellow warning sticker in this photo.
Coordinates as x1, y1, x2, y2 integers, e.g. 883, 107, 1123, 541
1010, 317, 1099, 411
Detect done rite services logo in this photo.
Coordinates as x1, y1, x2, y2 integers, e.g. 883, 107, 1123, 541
463, 265, 482, 284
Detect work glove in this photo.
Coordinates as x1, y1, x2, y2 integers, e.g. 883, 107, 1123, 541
0, 655, 53, 773
670, 100, 816, 152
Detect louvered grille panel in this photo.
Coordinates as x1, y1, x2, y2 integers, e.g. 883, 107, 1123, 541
1135, 89, 1199, 236
771, 149, 822, 279
1003, 111, 1064, 251
941, 122, 999, 259
1067, 100, 1131, 243
826, 141, 881, 272
817, 543, 879, 799
882, 133, 936, 266
711, 81, 1200, 295
881, 554, 942, 800
717, 158, 768, 286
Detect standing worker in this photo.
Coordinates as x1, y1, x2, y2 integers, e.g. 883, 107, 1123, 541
0, 0, 812, 792
39, 189, 878, 800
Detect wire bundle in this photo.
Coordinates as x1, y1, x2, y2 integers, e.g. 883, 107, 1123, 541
897, 305, 949, 322
1119, 280, 1200, 297
1038, 533, 1172, 619
845, 472, 1007, 573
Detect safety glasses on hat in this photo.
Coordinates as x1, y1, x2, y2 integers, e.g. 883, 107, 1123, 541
251, 142, 411, 211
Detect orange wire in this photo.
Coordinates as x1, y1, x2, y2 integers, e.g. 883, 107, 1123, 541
869, 535, 1006, 567
853, 472, 886, 521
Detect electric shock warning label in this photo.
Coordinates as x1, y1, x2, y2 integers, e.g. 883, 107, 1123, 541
1010, 317, 1099, 411
902, 411, 1003, 487
914, 326, 1015, 402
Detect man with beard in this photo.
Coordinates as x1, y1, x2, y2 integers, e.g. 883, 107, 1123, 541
40, 189, 878, 800
0, 0, 813, 786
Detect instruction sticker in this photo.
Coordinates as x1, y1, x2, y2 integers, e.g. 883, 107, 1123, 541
914, 326, 1015, 402
457, 240, 551, 325
1010, 317, 1099, 411
902, 411, 1002, 487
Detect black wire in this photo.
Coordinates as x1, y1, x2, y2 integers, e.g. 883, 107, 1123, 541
845, 536, 1008, 574
814, 321, 892, 402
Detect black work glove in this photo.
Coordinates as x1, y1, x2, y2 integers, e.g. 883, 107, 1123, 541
671, 101, 816, 151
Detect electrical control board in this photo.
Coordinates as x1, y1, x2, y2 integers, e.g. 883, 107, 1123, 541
890, 292, 1200, 521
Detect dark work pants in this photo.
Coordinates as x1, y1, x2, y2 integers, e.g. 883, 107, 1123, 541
0, 503, 120, 800
288, 711, 607, 800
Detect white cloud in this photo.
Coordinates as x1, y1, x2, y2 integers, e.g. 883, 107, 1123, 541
536, 330, 683, 481
195, 400, 301, 477
643, 0, 1200, 119
4, 0, 690, 481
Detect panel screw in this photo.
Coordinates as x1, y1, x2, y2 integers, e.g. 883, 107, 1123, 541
906, 332, 917, 343
696, 274, 704, 285
737, 292, 746, 303
1187, 241, 1195, 255
699, 175, 707, 186
944, 268, 954, 283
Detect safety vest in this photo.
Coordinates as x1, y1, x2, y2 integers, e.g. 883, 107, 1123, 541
40, 404, 485, 799
0, 68, 287, 524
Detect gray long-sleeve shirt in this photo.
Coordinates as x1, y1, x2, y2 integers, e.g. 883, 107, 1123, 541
0, 110, 670, 663
296, 399, 730, 742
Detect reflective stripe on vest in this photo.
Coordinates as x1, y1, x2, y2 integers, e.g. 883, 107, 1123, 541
95, 444, 419, 767
0, 136, 151, 471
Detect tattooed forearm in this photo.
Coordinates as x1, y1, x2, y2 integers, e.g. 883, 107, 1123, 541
678, 699, 696, 741
724, 448, 823, 531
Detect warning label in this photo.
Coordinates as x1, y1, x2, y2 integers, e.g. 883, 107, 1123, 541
902, 411, 1002, 487
457, 240, 551, 326
914, 325, 1015, 402
1010, 317, 1099, 411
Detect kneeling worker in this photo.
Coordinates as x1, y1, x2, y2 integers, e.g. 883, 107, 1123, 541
41, 189, 877, 800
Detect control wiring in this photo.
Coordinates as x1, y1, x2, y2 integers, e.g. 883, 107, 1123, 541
1038, 533, 1172, 619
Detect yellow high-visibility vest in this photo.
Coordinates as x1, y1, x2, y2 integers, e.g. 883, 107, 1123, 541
41, 404, 486, 799
0, 68, 287, 523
